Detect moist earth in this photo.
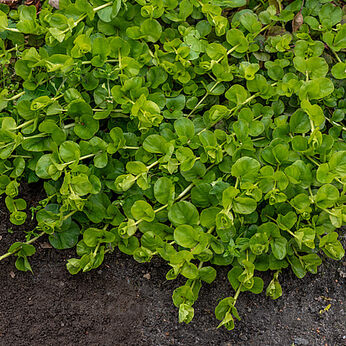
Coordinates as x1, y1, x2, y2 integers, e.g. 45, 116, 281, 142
0, 186, 345, 346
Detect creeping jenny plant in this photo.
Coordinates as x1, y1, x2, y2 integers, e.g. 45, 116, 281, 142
0, 0, 345, 330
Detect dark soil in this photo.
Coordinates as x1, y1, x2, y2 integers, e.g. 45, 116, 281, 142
0, 187, 345, 346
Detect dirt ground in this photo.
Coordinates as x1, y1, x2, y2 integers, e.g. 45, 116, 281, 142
0, 187, 345, 346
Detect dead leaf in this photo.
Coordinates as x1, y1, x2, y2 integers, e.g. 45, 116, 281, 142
49, 0, 59, 9
40, 242, 52, 249
292, 11, 304, 32
0, 0, 19, 8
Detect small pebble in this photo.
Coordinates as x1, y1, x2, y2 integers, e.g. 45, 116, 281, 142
294, 337, 309, 345
143, 273, 151, 280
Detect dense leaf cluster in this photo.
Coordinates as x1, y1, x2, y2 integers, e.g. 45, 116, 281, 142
0, 0, 345, 330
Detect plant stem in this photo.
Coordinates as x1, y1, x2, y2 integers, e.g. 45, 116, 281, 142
15, 119, 34, 130
10, 155, 32, 159
0, 231, 45, 262
63, 123, 75, 129
330, 48, 342, 63
233, 282, 243, 303
154, 204, 168, 214
93, 2, 113, 12
215, 44, 240, 64
176, 183, 194, 200
23, 133, 48, 140
147, 160, 159, 170
64, 153, 96, 166
6, 91, 25, 101
1, 44, 24, 54
325, 117, 346, 131
123, 146, 139, 150
306, 156, 320, 167
187, 81, 221, 118
82, 59, 119, 65
5, 27, 20, 33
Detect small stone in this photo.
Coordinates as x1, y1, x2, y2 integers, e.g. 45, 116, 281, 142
294, 337, 309, 345
61, 322, 64, 327
240, 334, 248, 341
143, 273, 151, 280
9, 271, 15, 278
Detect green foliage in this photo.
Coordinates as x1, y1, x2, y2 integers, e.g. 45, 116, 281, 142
0, 0, 345, 331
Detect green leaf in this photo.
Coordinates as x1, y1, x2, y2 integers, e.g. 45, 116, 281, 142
301, 254, 322, 274
225, 84, 249, 108
74, 115, 99, 140
266, 277, 282, 299
249, 277, 264, 294
294, 227, 315, 249
215, 297, 240, 331
231, 157, 261, 179
240, 12, 262, 33
131, 200, 155, 222
15, 256, 33, 272
154, 177, 175, 205
174, 118, 195, 141
143, 134, 167, 154
174, 224, 199, 248
226, 29, 249, 53
319, 233, 345, 260
199, 266, 217, 284
249, 232, 269, 255
178, 303, 194, 324
331, 62, 346, 80
200, 207, 221, 229
315, 184, 339, 209
0, 10, 8, 30
83, 228, 115, 247
181, 261, 199, 279
319, 3, 342, 29
168, 201, 199, 226
49, 222, 80, 249
233, 197, 257, 215
289, 255, 306, 279
140, 19, 162, 42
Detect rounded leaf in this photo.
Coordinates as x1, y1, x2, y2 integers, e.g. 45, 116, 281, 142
168, 201, 199, 226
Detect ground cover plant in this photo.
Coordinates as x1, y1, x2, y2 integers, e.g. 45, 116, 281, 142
0, 0, 345, 331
